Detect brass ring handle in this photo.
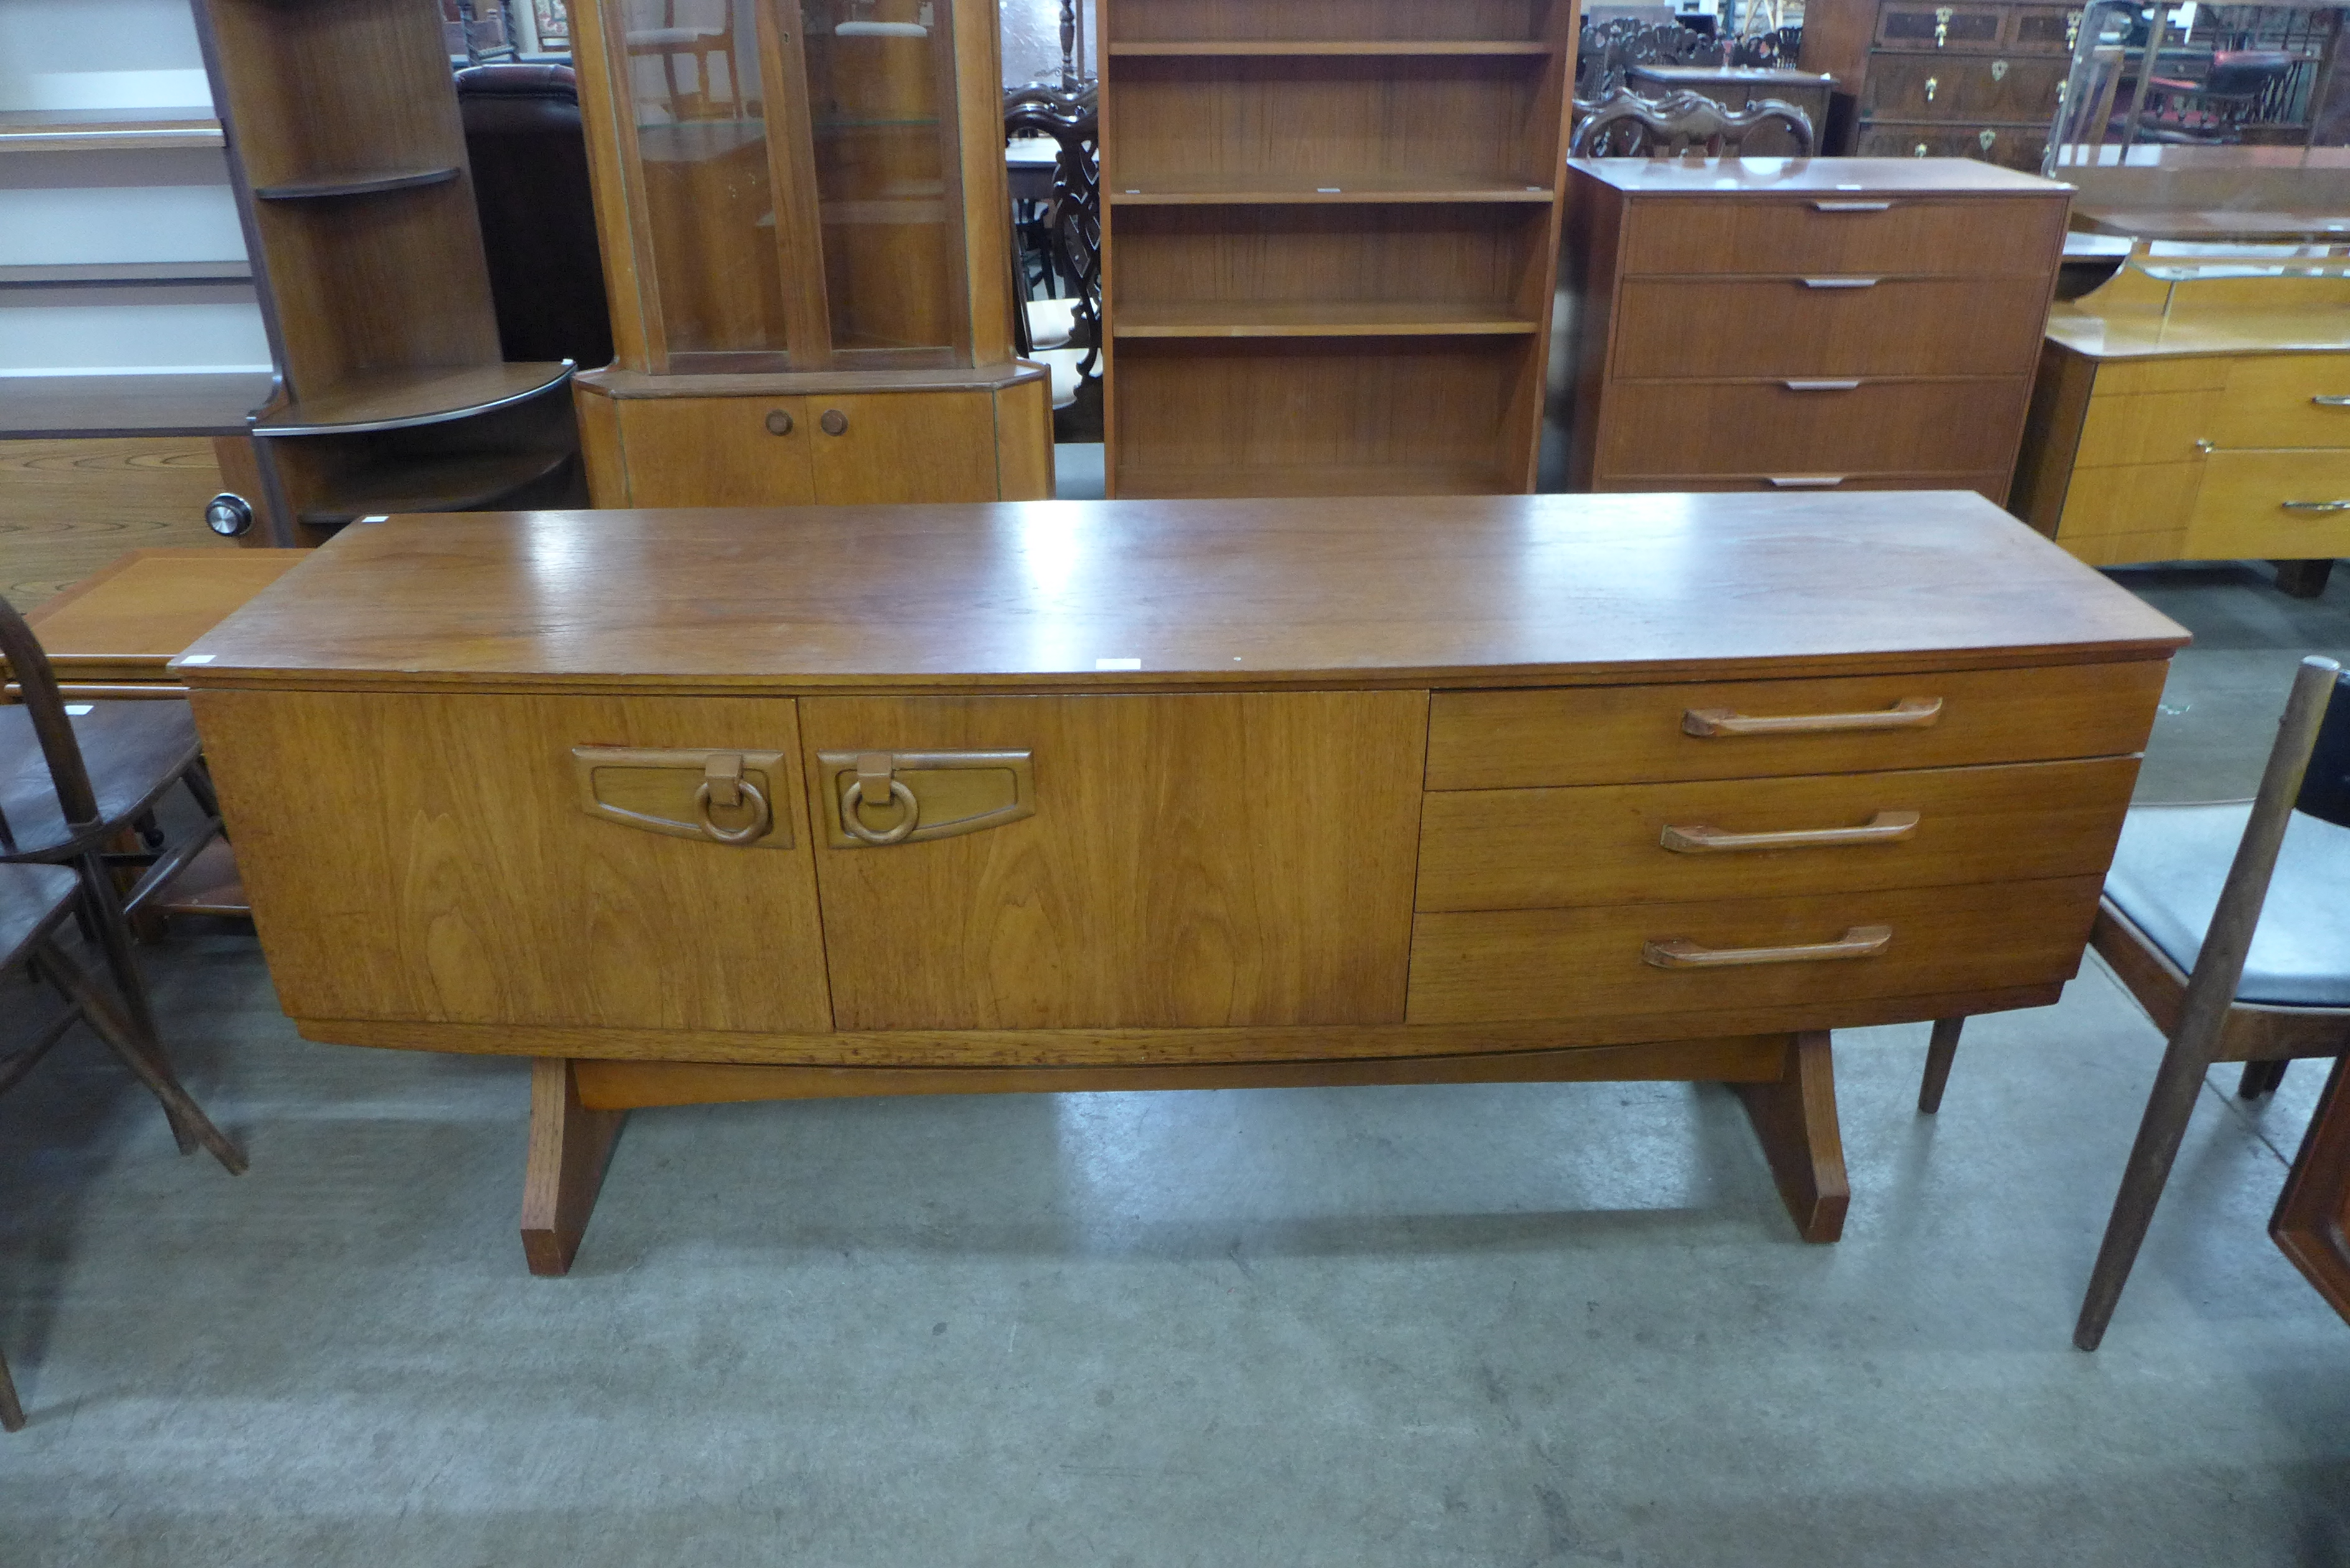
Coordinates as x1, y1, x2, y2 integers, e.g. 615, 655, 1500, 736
1643, 925, 1893, 969
693, 777, 770, 844
840, 776, 919, 844
1659, 810, 1921, 854
2283, 500, 2350, 512
2310, 395, 2350, 406
1683, 696, 1941, 737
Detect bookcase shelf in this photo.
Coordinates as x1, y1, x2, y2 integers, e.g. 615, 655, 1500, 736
251, 167, 460, 200
1110, 40, 1553, 55
1114, 301, 1540, 337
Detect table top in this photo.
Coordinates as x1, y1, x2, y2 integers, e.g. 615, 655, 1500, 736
177, 495, 2186, 694
27, 549, 308, 681
2076, 207, 2350, 242
1568, 157, 2071, 197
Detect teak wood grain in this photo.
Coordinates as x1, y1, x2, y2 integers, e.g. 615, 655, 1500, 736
1608, 276, 2051, 380
800, 691, 1426, 1029
17, 548, 307, 685
172, 497, 2188, 692
190, 688, 832, 1032
1415, 756, 2140, 912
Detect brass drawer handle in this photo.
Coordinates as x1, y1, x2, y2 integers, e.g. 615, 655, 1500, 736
840, 771, 920, 844
571, 746, 792, 848
1683, 696, 1941, 737
2282, 500, 2350, 512
818, 749, 1036, 847
1783, 378, 1862, 391
1768, 475, 1849, 488
1800, 277, 1881, 289
1659, 810, 1921, 854
1812, 200, 1892, 211
2310, 395, 2350, 406
1644, 925, 1893, 969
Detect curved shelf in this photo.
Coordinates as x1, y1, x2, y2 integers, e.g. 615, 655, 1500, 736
253, 167, 459, 200
255, 362, 575, 435
297, 448, 578, 528
1115, 301, 1540, 338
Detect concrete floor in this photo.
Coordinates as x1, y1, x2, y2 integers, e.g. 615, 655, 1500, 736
3, 556, 2348, 1565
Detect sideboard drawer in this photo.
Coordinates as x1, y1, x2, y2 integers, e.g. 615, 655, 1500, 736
1597, 378, 2030, 478
1618, 196, 2064, 278
2204, 355, 2350, 450
1407, 875, 2105, 1024
1416, 757, 2137, 912
1610, 275, 2049, 379
1426, 661, 2168, 789
2184, 449, 2350, 558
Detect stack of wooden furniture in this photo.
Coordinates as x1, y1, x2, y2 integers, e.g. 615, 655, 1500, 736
1561, 157, 2070, 496
564, 0, 1052, 506
1097, 0, 1578, 498
1800, 0, 2082, 169
2013, 235, 2350, 594
191, 0, 581, 545
175, 492, 2183, 1272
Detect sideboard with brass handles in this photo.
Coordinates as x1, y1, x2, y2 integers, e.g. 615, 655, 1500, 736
174, 493, 2187, 1272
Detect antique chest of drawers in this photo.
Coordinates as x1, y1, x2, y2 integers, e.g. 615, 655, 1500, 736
1801, 0, 2083, 170
1562, 158, 2071, 497
176, 493, 2182, 1269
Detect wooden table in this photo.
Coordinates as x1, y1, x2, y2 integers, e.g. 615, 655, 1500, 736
2075, 207, 2350, 243
176, 495, 2186, 1273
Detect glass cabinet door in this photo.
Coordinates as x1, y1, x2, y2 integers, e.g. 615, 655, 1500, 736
800, 0, 964, 358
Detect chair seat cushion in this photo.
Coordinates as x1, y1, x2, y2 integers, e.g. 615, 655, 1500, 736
0, 699, 202, 861
2104, 801, 2350, 1007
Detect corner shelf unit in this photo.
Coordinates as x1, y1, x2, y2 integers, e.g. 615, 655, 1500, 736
1099, 0, 1579, 499
193, 0, 579, 543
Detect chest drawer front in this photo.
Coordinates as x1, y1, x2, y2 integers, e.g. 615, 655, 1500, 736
1862, 55, 2067, 121
1618, 195, 2065, 278
1426, 660, 2168, 790
1406, 875, 2105, 1024
1611, 276, 2048, 379
1596, 378, 2029, 478
2184, 449, 2350, 558
1878, 4, 2007, 49
2007, 6, 2084, 50
1416, 757, 2138, 912
2206, 355, 2350, 450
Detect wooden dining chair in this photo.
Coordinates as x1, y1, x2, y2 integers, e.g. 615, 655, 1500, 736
1, 856, 246, 1431
0, 593, 238, 1162
1568, 86, 1816, 158
1921, 655, 2350, 1350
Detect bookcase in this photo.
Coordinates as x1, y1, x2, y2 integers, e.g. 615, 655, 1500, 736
1098, 0, 1578, 498
193, 0, 581, 543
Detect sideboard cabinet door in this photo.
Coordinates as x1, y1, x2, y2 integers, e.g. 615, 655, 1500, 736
193, 690, 832, 1033
800, 692, 1428, 1030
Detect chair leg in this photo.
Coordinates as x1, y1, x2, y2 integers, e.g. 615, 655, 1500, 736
29, 935, 246, 1175
0, 1341, 23, 1433
2236, 1058, 2289, 1098
2074, 1017, 2227, 1351
69, 849, 195, 1154
1918, 1015, 1965, 1113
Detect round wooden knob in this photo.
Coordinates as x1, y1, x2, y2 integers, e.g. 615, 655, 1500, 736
820, 409, 848, 436
764, 409, 793, 436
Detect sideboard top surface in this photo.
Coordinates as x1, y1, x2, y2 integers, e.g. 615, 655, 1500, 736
1568, 157, 2073, 198
177, 493, 2187, 693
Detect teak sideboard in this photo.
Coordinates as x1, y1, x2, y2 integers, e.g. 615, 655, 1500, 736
176, 495, 2185, 1272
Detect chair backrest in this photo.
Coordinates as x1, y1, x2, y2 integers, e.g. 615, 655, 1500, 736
0, 595, 98, 838
1570, 86, 1817, 157
2294, 665, 2350, 829
455, 63, 615, 370
1003, 83, 1101, 378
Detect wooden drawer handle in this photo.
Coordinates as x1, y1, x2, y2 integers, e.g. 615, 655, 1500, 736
1767, 475, 1848, 488
2283, 500, 2350, 512
1683, 696, 1941, 736
2310, 395, 2350, 406
1643, 925, 1893, 969
1812, 200, 1893, 211
1783, 379, 1862, 391
1659, 810, 1921, 854
1800, 277, 1881, 289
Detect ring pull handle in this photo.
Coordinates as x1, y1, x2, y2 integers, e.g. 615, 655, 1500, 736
1644, 925, 1893, 969
1659, 810, 1921, 854
693, 754, 771, 845
1683, 696, 1942, 737
840, 753, 920, 845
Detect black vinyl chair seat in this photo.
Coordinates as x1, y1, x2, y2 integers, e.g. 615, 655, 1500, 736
2103, 801, 2350, 1007
0, 862, 77, 971
0, 700, 202, 860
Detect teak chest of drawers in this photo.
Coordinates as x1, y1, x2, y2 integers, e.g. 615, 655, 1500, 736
1562, 158, 2071, 498
176, 494, 2183, 1272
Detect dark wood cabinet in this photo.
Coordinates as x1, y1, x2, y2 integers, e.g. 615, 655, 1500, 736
1561, 157, 2070, 497
1805, 0, 2083, 170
